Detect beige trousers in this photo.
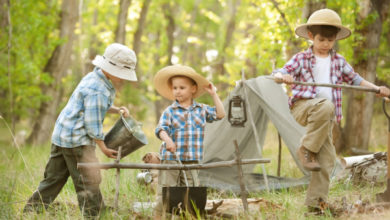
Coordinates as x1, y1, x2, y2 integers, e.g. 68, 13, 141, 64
291, 98, 336, 207
154, 160, 199, 215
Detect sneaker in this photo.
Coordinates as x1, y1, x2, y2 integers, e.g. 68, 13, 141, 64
297, 146, 321, 171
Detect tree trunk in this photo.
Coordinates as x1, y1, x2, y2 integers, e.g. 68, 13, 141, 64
162, 3, 175, 66
343, 0, 390, 152
154, 3, 176, 122
27, 0, 79, 146
181, 0, 200, 64
115, 0, 131, 44
0, 0, 8, 31
133, 0, 151, 56
84, 3, 99, 72
133, 0, 151, 76
213, 0, 240, 92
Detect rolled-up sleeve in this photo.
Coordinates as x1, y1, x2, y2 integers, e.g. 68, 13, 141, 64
205, 105, 217, 122
84, 93, 108, 140
341, 58, 363, 85
155, 109, 172, 139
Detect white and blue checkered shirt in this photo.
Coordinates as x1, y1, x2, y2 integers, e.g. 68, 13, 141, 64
52, 67, 115, 148
155, 101, 218, 161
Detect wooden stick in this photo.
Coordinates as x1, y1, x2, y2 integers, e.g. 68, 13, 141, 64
114, 146, 122, 213
277, 133, 282, 177
77, 158, 270, 170
234, 140, 248, 212
266, 76, 380, 93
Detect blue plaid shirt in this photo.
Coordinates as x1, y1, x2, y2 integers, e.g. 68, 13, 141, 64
52, 67, 115, 148
155, 101, 218, 161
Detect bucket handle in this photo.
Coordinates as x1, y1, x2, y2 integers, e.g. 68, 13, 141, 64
175, 152, 189, 187
120, 113, 137, 134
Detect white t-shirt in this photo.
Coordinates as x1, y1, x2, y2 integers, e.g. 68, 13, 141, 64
313, 55, 333, 100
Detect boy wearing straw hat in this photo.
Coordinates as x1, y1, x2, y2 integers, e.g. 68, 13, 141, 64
273, 9, 390, 214
23, 43, 137, 217
153, 65, 225, 216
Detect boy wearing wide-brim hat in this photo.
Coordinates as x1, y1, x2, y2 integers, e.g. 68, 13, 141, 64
273, 9, 390, 214
153, 65, 225, 216
24, 43, 138, 217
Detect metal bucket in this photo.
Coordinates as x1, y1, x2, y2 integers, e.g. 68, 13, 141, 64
104, 115, 148, 158
162, 186, 207, 215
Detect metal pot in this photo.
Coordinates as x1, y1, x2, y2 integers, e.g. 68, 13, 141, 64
104, 115, 148, 158
162, 186, 207, 215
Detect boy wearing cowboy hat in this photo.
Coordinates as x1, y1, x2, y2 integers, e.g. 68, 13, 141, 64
23, 43, 138, 217
273, 9, 390, 214
153, 65, 225, 216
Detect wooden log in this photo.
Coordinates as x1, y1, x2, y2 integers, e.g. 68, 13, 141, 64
234, 140, 248, 212
114, 146, 122, 213
277, 133, 282, 177
77, 158, 270, 170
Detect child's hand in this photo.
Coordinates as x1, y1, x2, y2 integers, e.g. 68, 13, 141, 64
274, 72, 293, 84
377, 86, 390, 98
166, 141, 177, 153
118, 106, 130, 117
102, 147, 118, 159
204, 83, 217, 95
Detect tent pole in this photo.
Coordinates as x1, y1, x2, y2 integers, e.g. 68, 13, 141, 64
242, 71, 270, 191
234, 140, 249, 212
277, 133, 282, 177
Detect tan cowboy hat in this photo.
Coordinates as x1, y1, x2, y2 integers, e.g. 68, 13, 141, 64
153, 65, 210, 100
92, 43, 138, 81
295, 8, 351, 40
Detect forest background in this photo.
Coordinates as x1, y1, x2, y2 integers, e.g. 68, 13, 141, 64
1, 0, 390, 152
1, 0, 390, 219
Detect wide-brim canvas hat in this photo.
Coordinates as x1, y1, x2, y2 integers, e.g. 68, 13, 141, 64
295, 8, 351, 40
153, 65, 210, 100
92, 43, 138, 81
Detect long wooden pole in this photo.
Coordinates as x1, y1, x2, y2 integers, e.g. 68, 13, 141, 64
77, 158, 270, 170
114, 146, 122, 213
266, 76, 380, 93
234, 140, 248, 212
277, 133, 282, 177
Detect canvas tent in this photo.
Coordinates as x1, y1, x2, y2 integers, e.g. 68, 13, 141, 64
199, 76, 342, 192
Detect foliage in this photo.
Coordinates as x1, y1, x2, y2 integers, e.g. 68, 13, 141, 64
1, 0, 389, 132
0, 0, 60, 120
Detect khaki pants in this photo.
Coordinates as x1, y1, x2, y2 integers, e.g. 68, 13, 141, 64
23, 144, 104, 217
291, 98, 336, 207
154, 160, 199, 216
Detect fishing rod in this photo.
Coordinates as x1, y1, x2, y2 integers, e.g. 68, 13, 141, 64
265, 75, 381, 94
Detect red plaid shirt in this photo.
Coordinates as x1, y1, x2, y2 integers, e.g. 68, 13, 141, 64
275, 46, 363, 123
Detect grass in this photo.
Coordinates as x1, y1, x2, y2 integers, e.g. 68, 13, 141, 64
1, 111, 390, 219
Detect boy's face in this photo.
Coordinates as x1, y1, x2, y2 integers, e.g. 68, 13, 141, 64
308, 32, 336, 56
104, 71, 125, 90
170, 76, 197, 103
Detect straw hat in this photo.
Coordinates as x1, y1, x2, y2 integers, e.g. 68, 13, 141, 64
153, 65, 210, 100
92, 43, 138, 81
295, 8, 351, 40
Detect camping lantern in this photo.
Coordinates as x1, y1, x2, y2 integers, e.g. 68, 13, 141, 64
228, 95, 247, 127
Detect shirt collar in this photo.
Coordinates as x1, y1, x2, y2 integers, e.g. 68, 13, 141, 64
172, 100, 202, 109
94, 67, 114, 91
305, 46, 336, 59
